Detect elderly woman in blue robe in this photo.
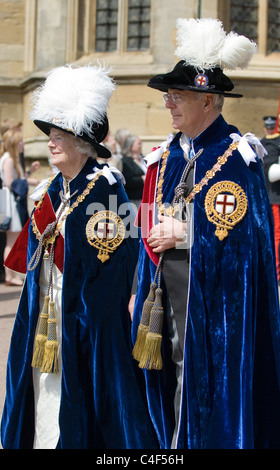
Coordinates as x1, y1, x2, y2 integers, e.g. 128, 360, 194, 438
0, 64, 158, 450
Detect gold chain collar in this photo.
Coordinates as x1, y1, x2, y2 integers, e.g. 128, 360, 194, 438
155, 141, 239, 214
31, 173, 101, 246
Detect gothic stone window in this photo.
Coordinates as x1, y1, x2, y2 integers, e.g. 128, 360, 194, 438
127, 0, 151, 51
95, 0, 119, 52
230, 0, 280, 54
268, 0, 280, 53
95, 0, 151, 53
230, 0, 259, 43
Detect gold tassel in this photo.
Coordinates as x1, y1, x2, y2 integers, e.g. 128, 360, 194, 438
40, 340, 58, 374
139, 333, 162, 370
132, 282, 157, 361
139, 288, 164, 370
31, 295, 50, 368
40, 300, 59, 373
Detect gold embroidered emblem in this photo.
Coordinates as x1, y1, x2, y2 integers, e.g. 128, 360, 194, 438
204, 181, 248, 240
86, 210, 126, 262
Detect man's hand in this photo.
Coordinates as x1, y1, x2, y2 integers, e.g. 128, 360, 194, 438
147, 214, 187, 253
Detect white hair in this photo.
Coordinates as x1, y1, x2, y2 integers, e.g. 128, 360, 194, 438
74, 136, 97, 159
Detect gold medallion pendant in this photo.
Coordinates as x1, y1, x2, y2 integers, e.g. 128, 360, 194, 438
204, 181, 248, 240
86, 210, 126, 262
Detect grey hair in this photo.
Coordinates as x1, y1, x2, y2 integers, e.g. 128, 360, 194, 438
213, 94, 224, 112
115, 128, 131, 146
194, 91, 224, 111
121, 135, 137, 156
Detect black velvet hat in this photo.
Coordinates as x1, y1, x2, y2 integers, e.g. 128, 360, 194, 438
34, 116, 111, 159
148, 18, 257, 100
31, 64, 115, 159
148, 60, 243, 98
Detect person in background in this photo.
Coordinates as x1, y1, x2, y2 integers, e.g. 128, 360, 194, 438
262, 115, 278, 137
131, 18, 280, 449
101, 130, 123, 171
261, 115, 280, 283
0, 119, 41, 282
1, 119, 25, 170
0, 118, 41, 176
109, 127, 132, 173
121, 135, 147, 209
115, 127, 131, 152
0, 129, 29, 285
0, 173, 5, 283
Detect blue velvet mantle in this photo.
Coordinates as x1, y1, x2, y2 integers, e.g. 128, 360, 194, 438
1, 158, 159, 449
132, 115, 280, 449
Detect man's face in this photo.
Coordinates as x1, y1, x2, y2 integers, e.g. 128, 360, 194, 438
265, 127, 276, 136
164, 89, 206, 138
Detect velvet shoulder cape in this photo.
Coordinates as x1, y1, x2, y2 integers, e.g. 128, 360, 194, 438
132, 115, 280, 449
1, 159, 159, 449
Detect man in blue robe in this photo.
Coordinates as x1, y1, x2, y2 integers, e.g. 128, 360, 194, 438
131, 18, 280, 449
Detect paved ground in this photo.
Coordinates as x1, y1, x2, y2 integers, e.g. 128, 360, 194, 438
0, 281, 23, 449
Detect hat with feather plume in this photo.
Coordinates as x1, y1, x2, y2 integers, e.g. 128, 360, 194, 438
30, 63, 115, 158
148, 18, 257, 98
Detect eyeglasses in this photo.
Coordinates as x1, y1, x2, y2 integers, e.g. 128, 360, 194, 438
163, 92, 186, 104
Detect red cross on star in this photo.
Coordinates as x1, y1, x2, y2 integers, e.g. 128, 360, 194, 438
194, 74, 209, 87
215, 194, 235, 215
97, 222, 114, 239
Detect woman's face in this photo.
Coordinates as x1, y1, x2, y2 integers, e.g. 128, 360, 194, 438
48, 128, 87, 178
131, 137, 142, 154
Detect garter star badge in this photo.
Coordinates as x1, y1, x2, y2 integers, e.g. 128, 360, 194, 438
194, 73, 209, 88
86, 210, 125, 262
204, 181, 248, 240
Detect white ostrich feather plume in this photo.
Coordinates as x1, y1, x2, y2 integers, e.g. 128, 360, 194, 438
30, 63, 115, 138
175, 18, 257, 71
219, 31, 257, 69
